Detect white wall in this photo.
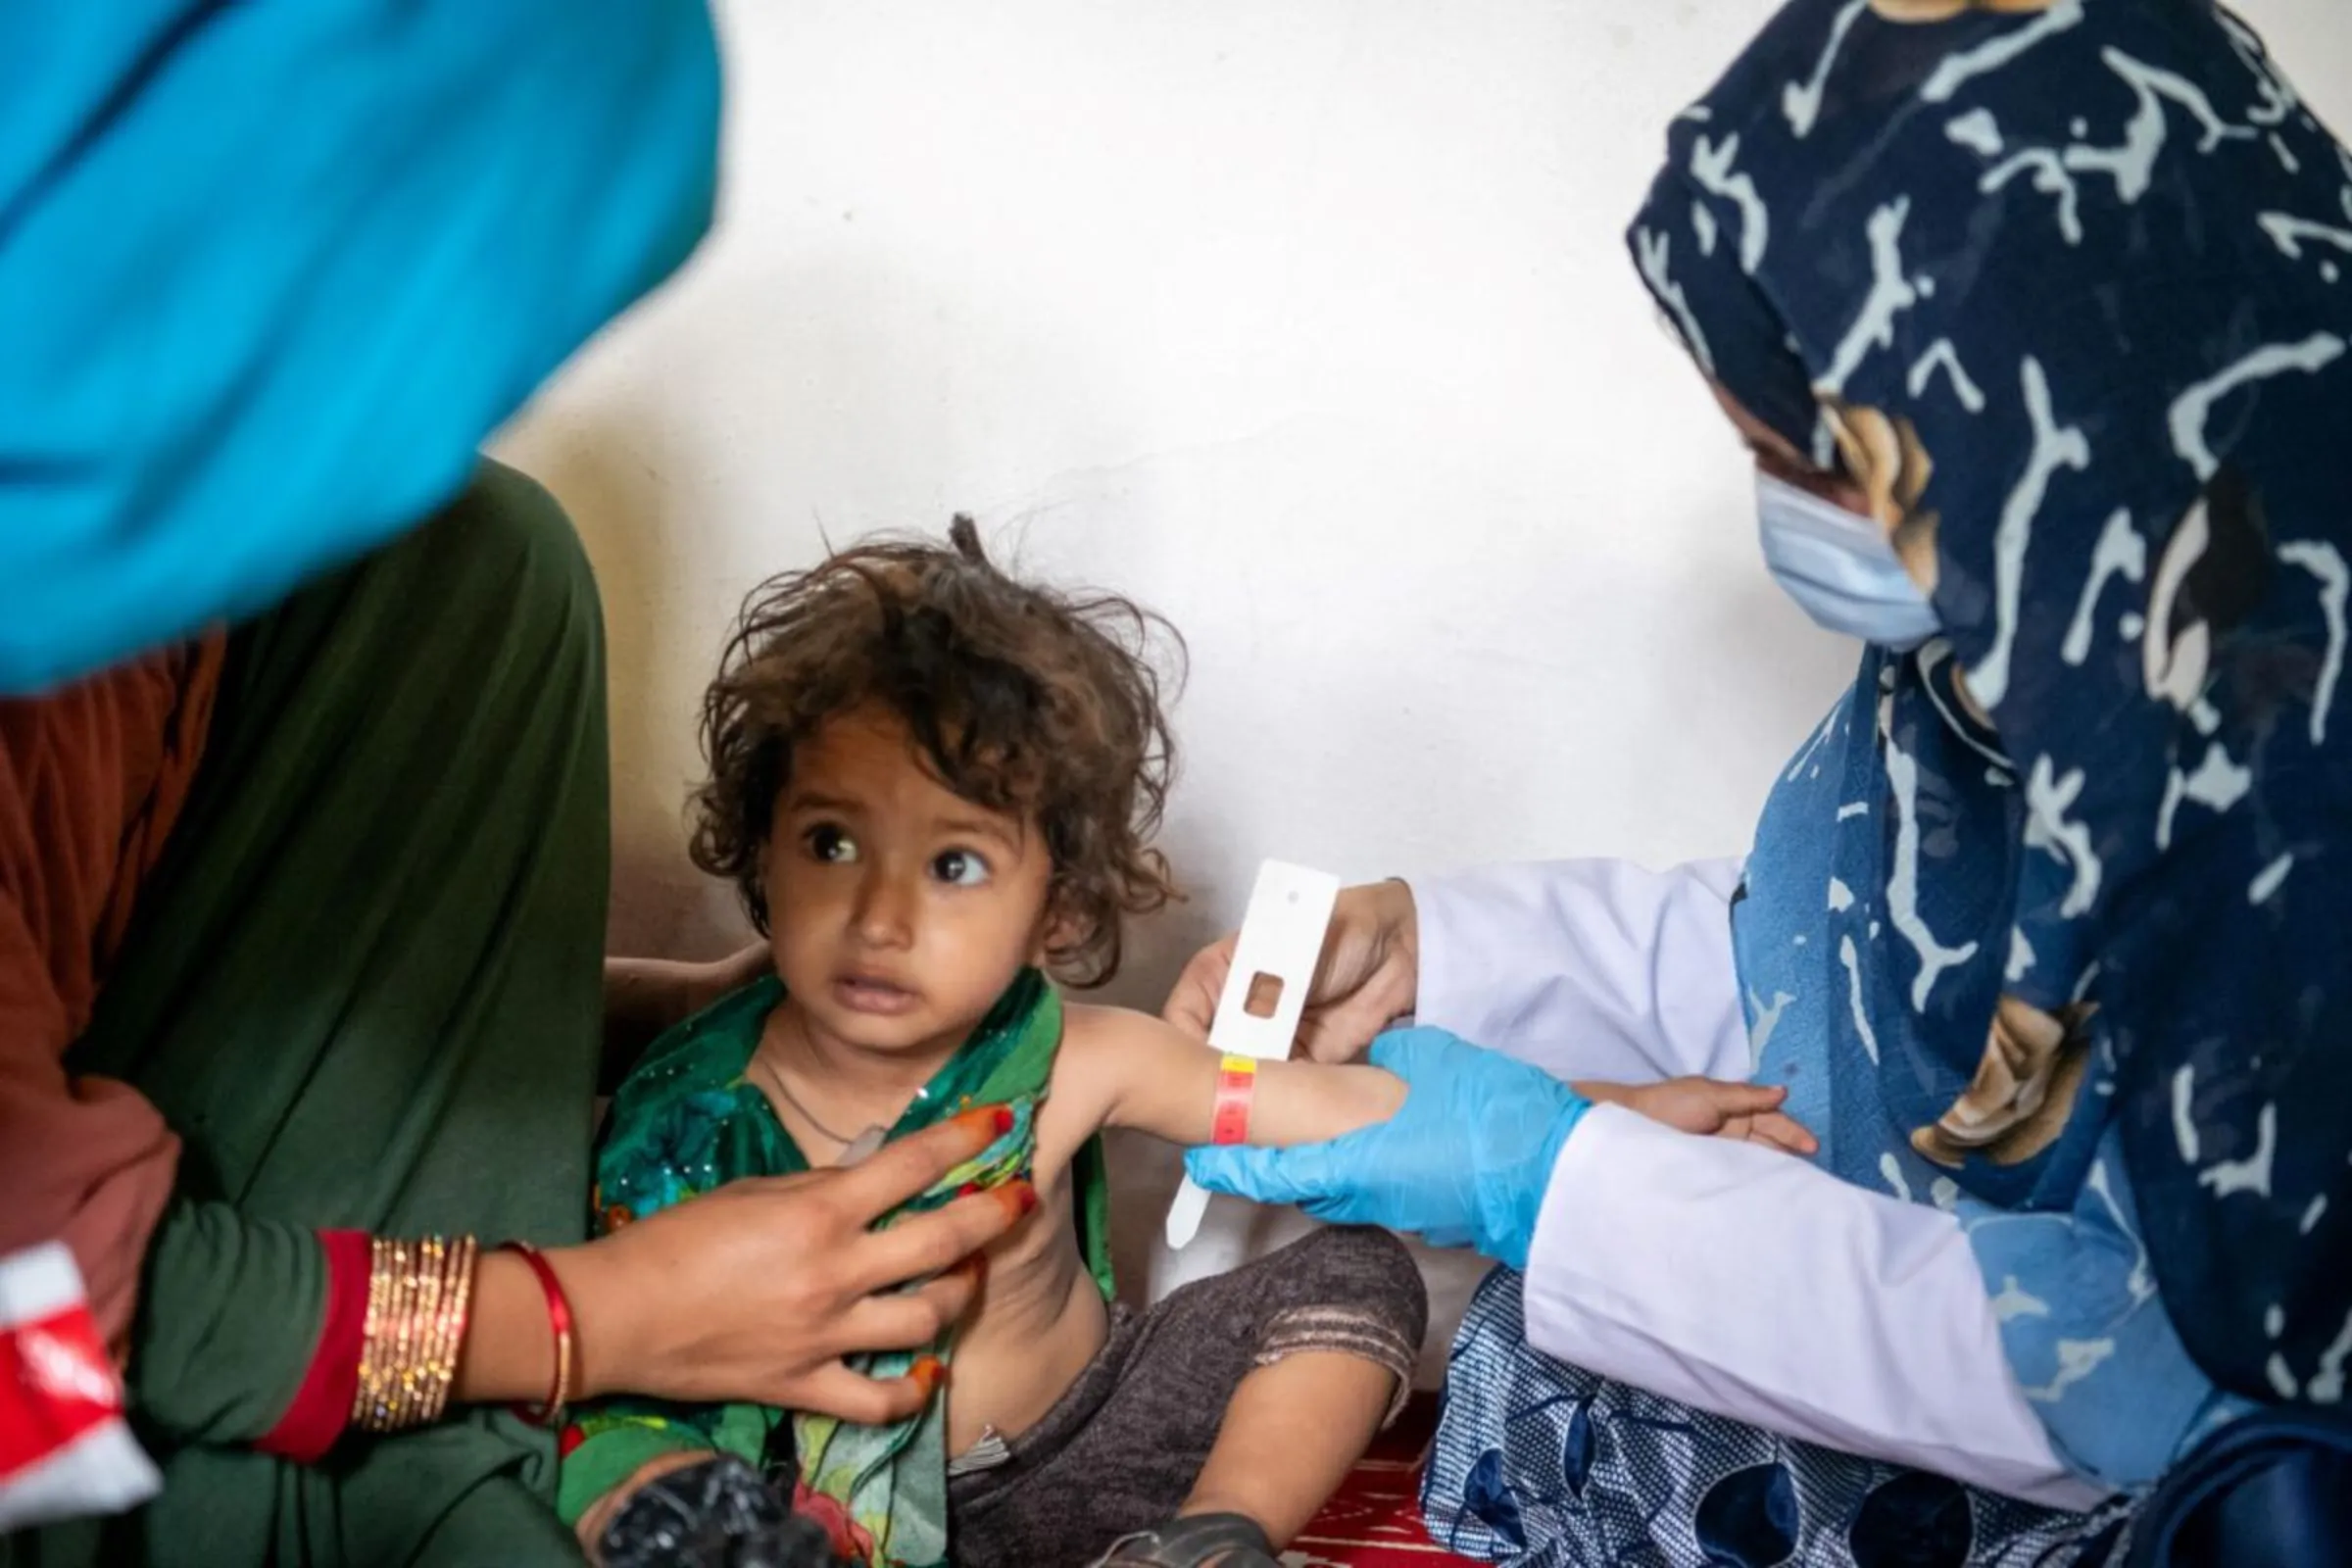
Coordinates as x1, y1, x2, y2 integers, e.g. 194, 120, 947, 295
500, 0, 2352, 1375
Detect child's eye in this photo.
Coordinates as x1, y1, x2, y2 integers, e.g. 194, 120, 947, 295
932, 849, 991, 887
806, 825, 858, 863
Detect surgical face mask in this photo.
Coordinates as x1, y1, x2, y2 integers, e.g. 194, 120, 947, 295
1754, 470, 1940, 651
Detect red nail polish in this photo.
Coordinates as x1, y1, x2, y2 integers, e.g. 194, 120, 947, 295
911, 1355, 947, 1395
991, 1105, 1014, 1137
1008, 1180, 1040, 1217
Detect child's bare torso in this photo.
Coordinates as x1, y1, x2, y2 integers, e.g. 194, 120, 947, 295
936, 1128, 1108, 1453
776, 1003, 1132, 1455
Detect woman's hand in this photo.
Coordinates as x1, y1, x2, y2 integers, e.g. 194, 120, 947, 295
514, 1107, 1028, 1425
1582, 1077, 1818, 1156
1161, 880, 1419, 1064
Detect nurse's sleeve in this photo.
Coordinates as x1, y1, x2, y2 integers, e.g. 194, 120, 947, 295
1408, 858, 1752, 1085
0, 1, 720, 694
1408, 860, 2103, 1503
1520, 1104, 2113, 1511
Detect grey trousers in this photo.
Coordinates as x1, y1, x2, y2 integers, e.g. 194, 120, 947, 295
947, 1226, 1429, 1568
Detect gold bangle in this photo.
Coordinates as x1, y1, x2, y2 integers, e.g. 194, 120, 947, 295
355, 1237, 397, 1432
417, 1236, 475, 1427
388, 1239, 425, 1430
372, 1238, 415, 1433
358, 1240, 389, 1431
349, 1236, 479, 1434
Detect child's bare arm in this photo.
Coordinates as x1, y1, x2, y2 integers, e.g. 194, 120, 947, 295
1577, 1076, 1817, 1156
1063, 1011, 1809, 1156
1072, 1005, 1405, 1148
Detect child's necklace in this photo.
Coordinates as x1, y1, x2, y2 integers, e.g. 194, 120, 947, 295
755, 1018, 906, 1165
755, 1051, 858, 1146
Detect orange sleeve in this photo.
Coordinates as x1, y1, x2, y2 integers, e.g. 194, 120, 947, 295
0, 641, 220, 1349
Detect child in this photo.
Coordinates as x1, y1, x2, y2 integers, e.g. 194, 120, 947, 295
569, 520, 1812, 1568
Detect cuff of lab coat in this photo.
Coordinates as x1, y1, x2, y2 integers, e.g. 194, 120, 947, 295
1404, 868, 1509, 1044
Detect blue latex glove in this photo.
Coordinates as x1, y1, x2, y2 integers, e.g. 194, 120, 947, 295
1183, 1026, 1590, 1270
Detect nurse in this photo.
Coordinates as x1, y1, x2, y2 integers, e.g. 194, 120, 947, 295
1173, 2, 2352, 1561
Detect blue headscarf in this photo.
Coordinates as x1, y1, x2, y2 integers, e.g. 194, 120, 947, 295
1631, 0, 2352, 1414
0, 2, 719, 694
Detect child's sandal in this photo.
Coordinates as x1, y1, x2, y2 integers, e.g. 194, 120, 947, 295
1088, 1512, 1280, 1567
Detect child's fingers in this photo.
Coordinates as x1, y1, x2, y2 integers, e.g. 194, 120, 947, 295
1703, 1081, 1789, 1114
1749, 1111, 1819, 1156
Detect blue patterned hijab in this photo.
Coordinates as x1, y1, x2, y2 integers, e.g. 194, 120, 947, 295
1630, 0, 2352, 1410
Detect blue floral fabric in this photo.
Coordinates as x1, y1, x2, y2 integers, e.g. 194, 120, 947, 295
1426, 1269, 2138, 1567
1733, 661, 2251, 1490
1628, 0, 2352, 1414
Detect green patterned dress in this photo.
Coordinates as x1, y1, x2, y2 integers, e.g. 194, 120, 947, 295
559, 968, 1114, 1567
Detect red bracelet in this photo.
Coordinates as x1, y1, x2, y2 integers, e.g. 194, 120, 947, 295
498, 1242, 575, 1427
1211, 1054, 1259, 1146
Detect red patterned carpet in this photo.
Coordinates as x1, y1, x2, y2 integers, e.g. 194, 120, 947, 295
1282, 1396, 1485, 1567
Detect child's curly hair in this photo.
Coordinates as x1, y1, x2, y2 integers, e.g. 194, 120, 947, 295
690, 517, 1183, 988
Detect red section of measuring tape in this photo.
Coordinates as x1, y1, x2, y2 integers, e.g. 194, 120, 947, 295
1211, 1054, 1258, 1146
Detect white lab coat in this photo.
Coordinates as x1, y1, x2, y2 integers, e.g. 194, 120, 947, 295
1409, 858, 2112, 1513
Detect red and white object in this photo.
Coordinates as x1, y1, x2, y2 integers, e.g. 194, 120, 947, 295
0, 1243, 161, 1531
1164, 859, 1341, 1250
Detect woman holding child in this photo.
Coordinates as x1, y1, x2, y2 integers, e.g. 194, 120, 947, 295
1176, 3, 2352, 1563
0, 6, 1023, 1567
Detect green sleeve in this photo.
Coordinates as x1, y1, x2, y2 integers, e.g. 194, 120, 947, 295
127, 1200, 324, 1446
